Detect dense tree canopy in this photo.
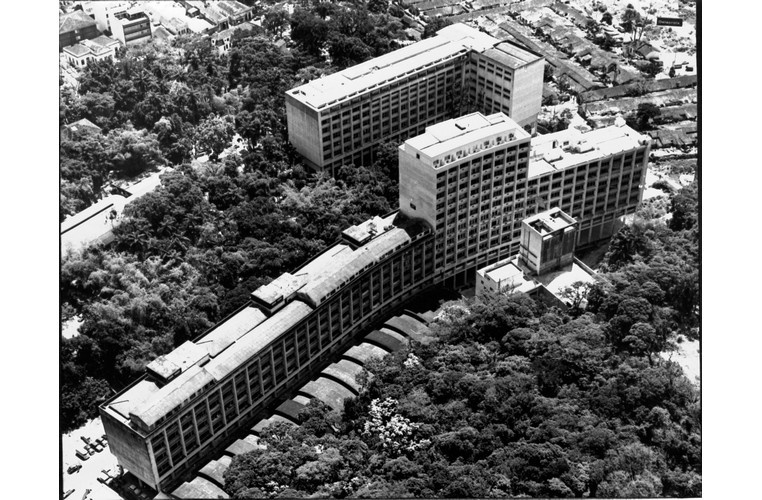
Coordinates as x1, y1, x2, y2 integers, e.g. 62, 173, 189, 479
60, 15, 411, 431
61, 22, 700, 500
224, 288, 700, 498
220, 173, 700, 498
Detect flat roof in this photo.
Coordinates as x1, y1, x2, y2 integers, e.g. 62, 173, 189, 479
528, 123, 648, 178
478, 258, 538, 294
299, 226, 411, 306
195, 306, 268, 357
146, 341, 208, 380
342, 212, 398, 246
61, 195, 128, 251
109, 379, 160, 420
481, 41, 543, 69
287, 23, 500, 110
106, 210, 429, 429
523, 208, 576, 234
536, 260, 596, 298
131, 365, 214, 428
204, 301, 313, 381
404, 112, 530, 161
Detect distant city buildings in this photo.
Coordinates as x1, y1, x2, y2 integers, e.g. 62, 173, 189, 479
286, 23, 544, 173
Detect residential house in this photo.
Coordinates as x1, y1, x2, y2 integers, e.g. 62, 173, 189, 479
59, 10, 101, 50
62, 35, 120, 68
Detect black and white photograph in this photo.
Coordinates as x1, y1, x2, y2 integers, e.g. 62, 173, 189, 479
46, 0, 715, 498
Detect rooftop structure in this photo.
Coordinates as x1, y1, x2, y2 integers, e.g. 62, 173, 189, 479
61, 169, 170, 252
102, 209, 435, 492
476, 259, 537, 295
528, 122, 650, 178
403, 112, 531, 168
251, 212, 418, 312
523, 207, 577, 235
519, 208, 577, 275
59, 10, 101, 50
60, 118, 102, 140
288, 24, 501, 111
476, 206, 595, 306
62, 35, 119, 68
59, 10, 98, 34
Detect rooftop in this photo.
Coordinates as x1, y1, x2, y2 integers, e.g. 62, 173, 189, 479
523, 208, 576, 235
535, 259, 596, 299
61, 194, 128, 251
63, 43, 91, 57
528, 123, 649, 178
64, 117, 102, 134
403, 112, 530, 164
118, 300, 313, 428
479, 259, 538, 294
60, 10, 97, 34
146, 341, 209, 381
298, 226, 412, 306
288, 23, 519, 110
481, 41, 543, 69
90, 34, 119, 47
105, 210, 430, 430
342, 212, 398, 246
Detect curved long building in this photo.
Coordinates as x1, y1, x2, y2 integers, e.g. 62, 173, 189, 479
100, 212, 436, 492
102, 49, 649, 495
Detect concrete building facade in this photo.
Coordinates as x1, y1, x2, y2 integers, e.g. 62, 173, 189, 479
111, 9, 153, 46
525, 123, 651, 245
399, 112, 533, 283
285, 23, 544, 173
102, 118, 649, 495
399, 112, 649, 285
101, 212, 436, 492
519, 207, 577, 275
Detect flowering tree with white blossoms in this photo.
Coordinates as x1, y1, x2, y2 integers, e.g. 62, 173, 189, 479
362, 397, 429, 456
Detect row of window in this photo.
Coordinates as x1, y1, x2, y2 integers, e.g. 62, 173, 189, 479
146, 238, 436, 481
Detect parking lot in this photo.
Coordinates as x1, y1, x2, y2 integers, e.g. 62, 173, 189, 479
62, 418, 122, 500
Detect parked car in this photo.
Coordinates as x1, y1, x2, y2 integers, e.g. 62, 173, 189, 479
63, 489, 75, 499
67, 464, 82, 474
75, 450, 89, 461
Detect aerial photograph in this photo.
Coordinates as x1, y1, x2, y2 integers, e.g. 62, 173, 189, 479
59, 0, 700, 498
